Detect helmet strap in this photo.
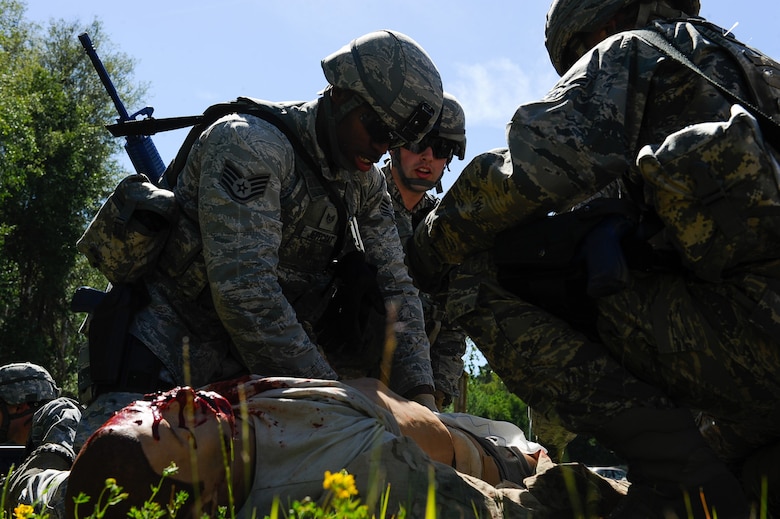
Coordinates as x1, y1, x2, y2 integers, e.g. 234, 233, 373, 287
320, 90, 359, 172
390, 149, 443, 192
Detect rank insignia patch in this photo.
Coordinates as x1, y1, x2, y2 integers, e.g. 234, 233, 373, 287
380, 198, 394, 218
220, 164, 270, 202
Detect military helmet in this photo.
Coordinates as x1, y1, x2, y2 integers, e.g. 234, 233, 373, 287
0, 362, 59, 405
432, 92, 467, 160
321, 29, 443, 145
545, 0, 701, 75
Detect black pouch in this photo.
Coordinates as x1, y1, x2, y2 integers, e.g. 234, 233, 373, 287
83, 283, 150, 388
494, 198, 640, 335
314, 250, 387, 376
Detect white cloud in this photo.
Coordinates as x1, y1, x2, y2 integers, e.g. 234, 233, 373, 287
448, 58, 555, 128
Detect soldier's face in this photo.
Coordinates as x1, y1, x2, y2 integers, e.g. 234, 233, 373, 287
394, 146, 447, 194
334, 100, 391, 173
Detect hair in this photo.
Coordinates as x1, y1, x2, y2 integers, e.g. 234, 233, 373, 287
65, 431, 201, 519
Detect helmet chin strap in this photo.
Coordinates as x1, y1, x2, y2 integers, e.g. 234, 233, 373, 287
320, 91, 363, 173
391, 150, 444, 192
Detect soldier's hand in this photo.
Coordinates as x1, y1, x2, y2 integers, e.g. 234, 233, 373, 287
411, 392, 438, 412
434, 390, 447, 412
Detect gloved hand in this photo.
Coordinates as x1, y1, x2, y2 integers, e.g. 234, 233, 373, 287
410, 392, 438, 413
434, 390, 450, 412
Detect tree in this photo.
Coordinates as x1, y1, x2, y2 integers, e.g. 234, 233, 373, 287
0, 0, 144, 392
466, 363, 530, 435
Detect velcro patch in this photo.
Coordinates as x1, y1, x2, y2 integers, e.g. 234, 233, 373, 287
220, 163, 270, 203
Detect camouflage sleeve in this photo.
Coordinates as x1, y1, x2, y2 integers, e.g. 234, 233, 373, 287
194, 115, 337, 379
358, 171, 435, 396
430, 315, 467, 401
6, 399, 78, 519
5, 454, 69, 519
29, 397, 82, 456
413, 36, 650, 273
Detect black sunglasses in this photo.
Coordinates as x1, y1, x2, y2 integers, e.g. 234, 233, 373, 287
360, 111, 403, 147
404, 135, 457, 161
360, 102, 436, 149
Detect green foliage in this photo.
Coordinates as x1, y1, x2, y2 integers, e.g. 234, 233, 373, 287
465, 363, 529, 434
0, 0, 145, 390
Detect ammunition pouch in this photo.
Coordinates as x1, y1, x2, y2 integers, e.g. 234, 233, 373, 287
314, 250, 387, 377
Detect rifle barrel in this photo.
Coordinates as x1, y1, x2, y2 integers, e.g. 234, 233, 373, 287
78, 32, 130, 122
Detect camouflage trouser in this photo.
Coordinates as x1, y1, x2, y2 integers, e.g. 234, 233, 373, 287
446, 251, 780, 463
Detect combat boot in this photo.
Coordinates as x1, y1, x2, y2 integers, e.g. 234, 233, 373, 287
594, 407, 751, 519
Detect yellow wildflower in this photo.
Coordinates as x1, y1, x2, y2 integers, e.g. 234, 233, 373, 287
14, 504, 35, 519
322, 469, 359, 500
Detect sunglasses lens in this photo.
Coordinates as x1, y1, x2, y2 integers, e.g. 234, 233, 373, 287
405, 137, 455, 160
361, 112, 396, 145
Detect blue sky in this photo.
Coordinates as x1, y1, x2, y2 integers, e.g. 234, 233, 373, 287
23, 1, 779, 193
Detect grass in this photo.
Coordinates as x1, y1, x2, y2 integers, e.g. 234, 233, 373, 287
1, 464, 428, 519
2, 458, 774, 519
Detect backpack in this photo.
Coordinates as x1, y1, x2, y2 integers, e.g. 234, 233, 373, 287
76, 173, 177, 284
637, 104, 780, 282
634, 27, 780, 282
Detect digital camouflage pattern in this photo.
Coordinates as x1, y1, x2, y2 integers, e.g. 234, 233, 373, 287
4, 397, 82, 519
411, 16, 780, 472
131, 98, 434, 397
637, 104, 780, 282
0, 363, 59, 405
76, 173, 178, 284
381, 161, 466, 405
321, 30, 443, 142
433, 93, 467, 160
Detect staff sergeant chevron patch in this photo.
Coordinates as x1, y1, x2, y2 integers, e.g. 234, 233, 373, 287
220, 163, 270, 203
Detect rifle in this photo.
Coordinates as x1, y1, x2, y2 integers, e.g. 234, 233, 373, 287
71, 33, 168, 315
0, 445, 26, 475
78, 32, 166, 185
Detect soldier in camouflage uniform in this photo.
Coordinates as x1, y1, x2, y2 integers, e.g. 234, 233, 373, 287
79, 30, 443, 441
0, 363, 81, 518
380, 93, 468, 410
0, 363, 65, 446
409, 0, 780, 516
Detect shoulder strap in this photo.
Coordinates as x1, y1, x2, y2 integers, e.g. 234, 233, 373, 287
634, 28, 780, 148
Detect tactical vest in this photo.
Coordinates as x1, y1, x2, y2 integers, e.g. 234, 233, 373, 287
158, 98, 346, 301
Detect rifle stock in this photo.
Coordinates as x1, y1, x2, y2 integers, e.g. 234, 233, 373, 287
79, 32, 166, 184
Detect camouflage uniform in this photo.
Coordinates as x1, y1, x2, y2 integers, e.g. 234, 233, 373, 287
3, 397, 82, 519
381, 161, 466, 406
130, 98, 434, 395
0, 362, 60, 445
411, 13, 780, 514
